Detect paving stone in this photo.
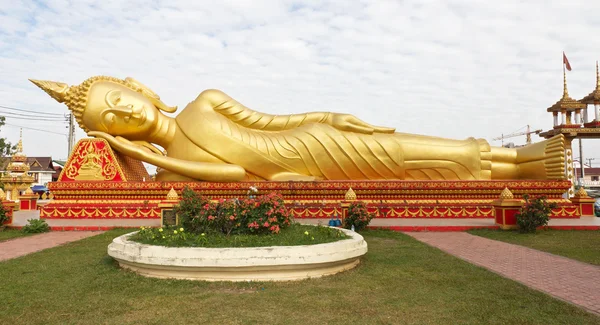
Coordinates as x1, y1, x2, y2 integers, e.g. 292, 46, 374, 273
406, 232, 600, 315
0, 231, 103, 262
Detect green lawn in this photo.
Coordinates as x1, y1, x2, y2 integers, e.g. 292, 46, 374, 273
469, 229, 600, 266
0, 228, 34, 242
0, 229, 598, 325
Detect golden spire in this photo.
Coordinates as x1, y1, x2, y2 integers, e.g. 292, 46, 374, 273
28, 79, 70, 103
16, 128, 23, 153
596, 61, 600, 89
563, 66, 569, 99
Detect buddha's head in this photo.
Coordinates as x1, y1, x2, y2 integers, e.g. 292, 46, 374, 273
29, 76, 177, 139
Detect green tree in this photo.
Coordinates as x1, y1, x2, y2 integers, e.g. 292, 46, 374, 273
0, 117, 17, 189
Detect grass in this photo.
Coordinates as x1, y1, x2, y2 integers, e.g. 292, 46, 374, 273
130, 223, 348, 248
0, 229, 598, 325
0, 228, 34, 242
469, 229, 600, 266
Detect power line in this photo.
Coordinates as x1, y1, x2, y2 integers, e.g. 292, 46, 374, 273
0, 110, 68, 119
1, 115, 68, 122
0, 104, 63, 116
3, 123, 68, 136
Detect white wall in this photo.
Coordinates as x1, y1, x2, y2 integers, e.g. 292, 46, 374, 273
33, 172, 54, 187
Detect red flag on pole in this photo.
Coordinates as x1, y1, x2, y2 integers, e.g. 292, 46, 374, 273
563, 52, 572, 71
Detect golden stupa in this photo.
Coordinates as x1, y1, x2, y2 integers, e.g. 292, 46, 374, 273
0, 130, 35, 201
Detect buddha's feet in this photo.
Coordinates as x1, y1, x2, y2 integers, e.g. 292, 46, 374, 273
516, 134, 565, 179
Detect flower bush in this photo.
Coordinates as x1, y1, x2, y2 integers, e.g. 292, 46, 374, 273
516, 194, 558, 233
0, 204, 9, 226
174, 187, 291, 236
343, 201, 375, 232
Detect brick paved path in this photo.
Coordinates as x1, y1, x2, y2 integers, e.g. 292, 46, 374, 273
0, 231, 103, 262
406, 232, 600, 315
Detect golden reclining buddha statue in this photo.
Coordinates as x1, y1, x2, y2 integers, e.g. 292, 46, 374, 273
30, 76, 565, 182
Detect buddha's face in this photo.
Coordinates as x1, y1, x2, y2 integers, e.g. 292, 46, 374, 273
82, 81, 158, 138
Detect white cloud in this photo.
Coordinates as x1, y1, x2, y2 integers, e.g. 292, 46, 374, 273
0, 0, 599, 167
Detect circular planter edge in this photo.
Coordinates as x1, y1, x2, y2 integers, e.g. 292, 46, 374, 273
107, 226, 368, 282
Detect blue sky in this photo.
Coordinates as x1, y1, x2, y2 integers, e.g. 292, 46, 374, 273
1, 0, 600, 166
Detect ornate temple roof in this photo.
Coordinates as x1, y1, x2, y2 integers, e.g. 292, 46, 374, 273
546, 71, 586, 112
580, 61, 600, 104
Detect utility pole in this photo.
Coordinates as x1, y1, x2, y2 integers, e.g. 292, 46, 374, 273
66, 113, 76, 156
586, 158, 595, 167
579, 139, 584, 185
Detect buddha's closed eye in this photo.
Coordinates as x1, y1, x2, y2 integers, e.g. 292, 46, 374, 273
106, 90, 122, 107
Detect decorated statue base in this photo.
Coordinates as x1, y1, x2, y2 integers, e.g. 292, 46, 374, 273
41, 138, 582, 220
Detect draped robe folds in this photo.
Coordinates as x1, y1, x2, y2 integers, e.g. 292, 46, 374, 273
175, 92, 492, 181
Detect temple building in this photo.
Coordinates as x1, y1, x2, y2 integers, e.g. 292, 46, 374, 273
0, 156, 57, 187
0, 130, 35, 200
540, 61, 600, 195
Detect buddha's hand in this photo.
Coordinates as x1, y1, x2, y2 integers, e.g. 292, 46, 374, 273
88, 131, 149, 160
328, 113, 395, 134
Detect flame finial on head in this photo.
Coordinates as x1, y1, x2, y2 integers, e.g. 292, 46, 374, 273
29, 79, 70, 103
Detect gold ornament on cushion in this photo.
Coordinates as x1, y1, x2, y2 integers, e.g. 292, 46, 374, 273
345, 187, 357, 201
574, 187, 589, 197
499, 187, 514, 200
31, 75, 568, 182
166, 187, 179, 200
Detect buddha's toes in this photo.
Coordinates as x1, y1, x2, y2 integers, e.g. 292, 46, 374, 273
543, 134, 566, 179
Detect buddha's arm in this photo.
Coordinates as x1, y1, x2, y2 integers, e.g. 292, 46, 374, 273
88, 132, 246, 182
198, 89, 395, 134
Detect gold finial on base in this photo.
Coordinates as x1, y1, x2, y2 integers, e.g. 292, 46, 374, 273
166, 187, 179, 200
24, 187, 33, 195
345, 187, 357, 201
0, 189, 5, 201
499, 187, 514, 200
574, 187, 589, 197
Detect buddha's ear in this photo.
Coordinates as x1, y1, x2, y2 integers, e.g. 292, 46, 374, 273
124, 77, 177, 113
105, 90, 122, 108
152, 98, 178, 113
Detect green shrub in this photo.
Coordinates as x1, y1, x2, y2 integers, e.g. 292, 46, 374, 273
0, 204, 9, 225
174, 187, 292, 236
516, 195, 558, 233
22, 219, 50, 234
343, 201, 375, 232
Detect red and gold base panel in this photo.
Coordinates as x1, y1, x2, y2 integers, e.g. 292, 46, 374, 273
42, 179, 579, 219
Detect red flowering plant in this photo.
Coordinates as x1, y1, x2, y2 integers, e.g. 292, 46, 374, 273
174, 187, 217, 234
174, 187, 291, 236
342, 201, 374, 232
516, 194, 558, 233
237, 192, 291, 235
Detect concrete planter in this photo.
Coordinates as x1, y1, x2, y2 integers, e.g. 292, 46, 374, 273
107, 227, 368, 282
